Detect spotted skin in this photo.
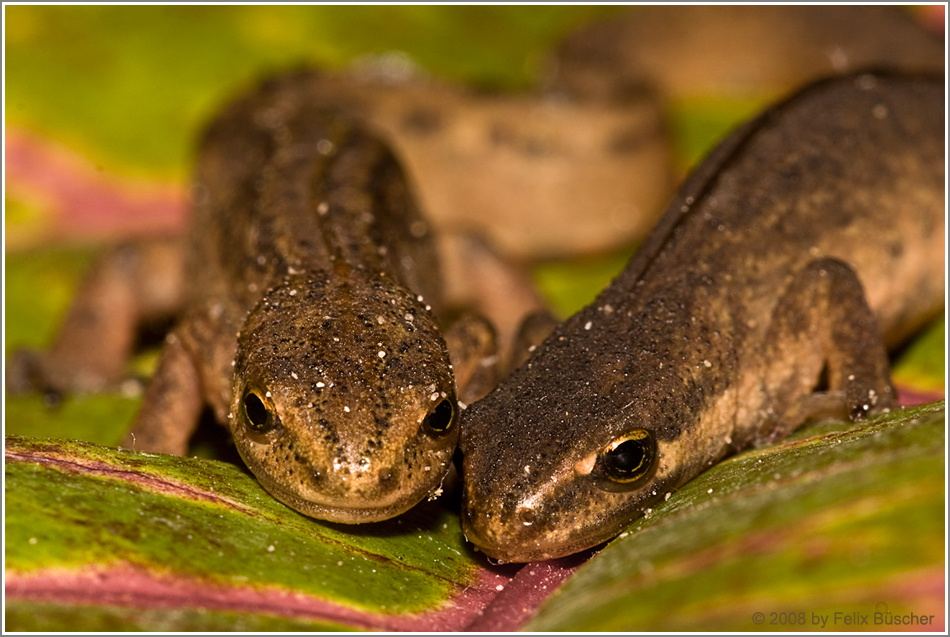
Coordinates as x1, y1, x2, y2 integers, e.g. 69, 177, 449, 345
460, 73, 945, 562
138, 73, 460, 523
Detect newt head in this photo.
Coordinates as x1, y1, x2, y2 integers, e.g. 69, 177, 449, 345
229, 274, 458, 523
458, 298, 737, 563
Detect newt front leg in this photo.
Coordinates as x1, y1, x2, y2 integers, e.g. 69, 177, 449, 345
6, 237, 184, 399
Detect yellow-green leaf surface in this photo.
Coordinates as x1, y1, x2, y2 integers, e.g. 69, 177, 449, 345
4, 435, 508, 631
527, 403, 946, 632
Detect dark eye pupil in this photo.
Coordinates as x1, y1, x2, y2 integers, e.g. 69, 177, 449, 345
423, 398, 455, 435
605, 440, 646, 474
243, 391, 272, 431
597, 429, 657, 487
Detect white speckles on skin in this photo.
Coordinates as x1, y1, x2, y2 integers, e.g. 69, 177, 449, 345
291, 372, 298, 380
664, 492, 671, 501
265, 391, 272, 398
289, 289, 297, 296
429, 392, 440, 401
343, 406, 350, 413
404, 313, 414, 322
707, 488, 713, 494
376, 315, 385, 324
703, 360, 712, 368
267, 545, 275, 552
316, 381, 325, 388
495, 584, 505, 592
417, 295, 424, 302
524, 465, 531, 473
378, 350, 386, 359
257, 255, 267, 266
584, 321, 593, 330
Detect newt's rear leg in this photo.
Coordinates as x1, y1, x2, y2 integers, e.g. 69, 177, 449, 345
761, 257, 895, 441
6, 237, 185, 399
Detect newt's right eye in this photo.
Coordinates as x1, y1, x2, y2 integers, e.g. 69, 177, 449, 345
241, 385, 279, 433
422, 397, 457, 437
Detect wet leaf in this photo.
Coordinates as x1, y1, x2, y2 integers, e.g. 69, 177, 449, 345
4, 5, 945, 632
4, 436, 508, 631
526, 402, 946, 632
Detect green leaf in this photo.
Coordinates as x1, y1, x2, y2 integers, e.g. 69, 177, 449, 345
4, 5, 619, 179
4, 6, 945, 631
4, 436, 503, 631
526, 402, 946, 631
893, 318, 946, 393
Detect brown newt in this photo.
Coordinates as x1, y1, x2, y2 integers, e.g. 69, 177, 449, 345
459, 72, 945, 562
8, 71, 510, 524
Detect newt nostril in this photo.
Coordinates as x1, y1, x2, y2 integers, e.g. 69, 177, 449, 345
310, 468, 323, 486
518, 508, 538, 527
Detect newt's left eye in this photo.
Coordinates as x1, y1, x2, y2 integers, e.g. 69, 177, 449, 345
241, 385, 280, 433
593, 429, 658, 490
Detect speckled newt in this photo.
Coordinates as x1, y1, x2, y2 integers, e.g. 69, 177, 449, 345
459, 72, 945, 562
7, 71, 520, 524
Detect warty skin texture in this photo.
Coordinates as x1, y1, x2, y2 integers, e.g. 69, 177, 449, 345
143, 73, 460, 523
459, 72, 945, 562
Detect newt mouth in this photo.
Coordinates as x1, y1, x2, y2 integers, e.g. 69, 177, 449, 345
240, 444, 454, 524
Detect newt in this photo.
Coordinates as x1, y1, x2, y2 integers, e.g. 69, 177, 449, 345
459, 72, 945, 562
8, 71, 514, 524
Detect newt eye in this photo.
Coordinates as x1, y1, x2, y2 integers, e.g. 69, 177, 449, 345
594, 429, 658, 490
241, 385, 279, 433
423, 397, 456, 436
